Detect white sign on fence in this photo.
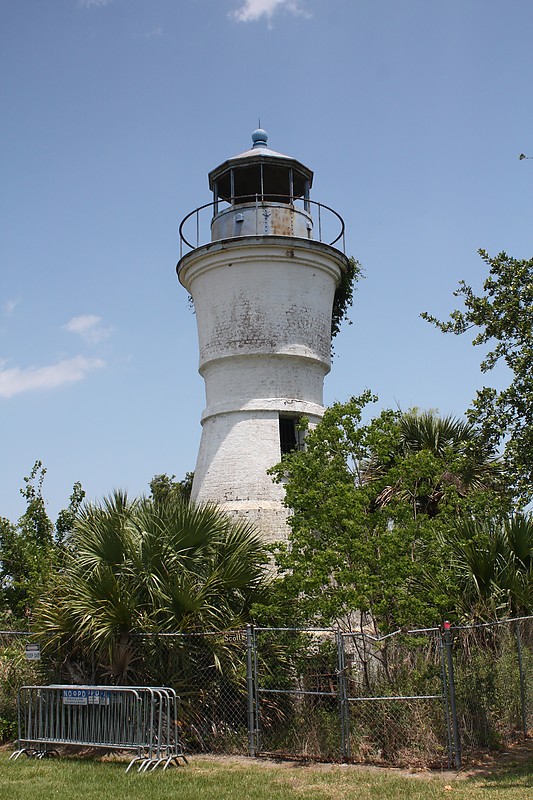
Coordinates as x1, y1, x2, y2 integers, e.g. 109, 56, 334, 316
62, 689, 111, 706
25, 643, 41, 661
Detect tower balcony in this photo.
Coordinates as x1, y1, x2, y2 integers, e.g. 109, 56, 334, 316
178, 195, 346, 259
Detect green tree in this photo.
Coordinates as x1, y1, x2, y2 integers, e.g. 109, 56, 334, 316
55, 481, 86, 552
0, 463, 85, 625
0, 462, 55, 624
422, 250, 533, 505
369, 409, 503, 516
266, 394, 508, 632
37, 490, 270, 682
149, 472, 194, 505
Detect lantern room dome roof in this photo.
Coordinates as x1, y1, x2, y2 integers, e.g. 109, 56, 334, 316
208, 130, 313, 194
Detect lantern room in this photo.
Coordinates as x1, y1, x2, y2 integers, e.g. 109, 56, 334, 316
208, 129, 315, 240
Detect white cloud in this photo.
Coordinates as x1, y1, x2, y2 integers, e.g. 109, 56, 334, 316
78, 0, 114, 8
64, 314, 113, 344
0, 356, 105, 399
3, 299, 19, 315
135, 26, 164, 39
231, 0, 309, 23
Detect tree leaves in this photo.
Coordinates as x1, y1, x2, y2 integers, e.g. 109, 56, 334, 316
266, 398, 509, 631
331, 256, 363, 346
422, 250, 533, 505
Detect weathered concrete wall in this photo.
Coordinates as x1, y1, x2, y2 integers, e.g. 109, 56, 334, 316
211, 201, 313, 241
178, 235, 348, 542
191, 409, 322, 544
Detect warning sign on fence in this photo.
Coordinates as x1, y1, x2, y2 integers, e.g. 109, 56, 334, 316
62, 689, 111, 706
25, 643, 40, 661
223, 631, 246, 643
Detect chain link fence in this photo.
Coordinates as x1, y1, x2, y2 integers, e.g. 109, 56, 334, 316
0, 630, 47, 741
340, 627, 450, 766
132, 630, 252, 754
253, 628, 342, 760
1, 618, 531, 766
449, 618, 533, 760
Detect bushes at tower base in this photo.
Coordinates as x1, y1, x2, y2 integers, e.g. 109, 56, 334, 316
267, 392, 520, 631
36, 490, 270, 684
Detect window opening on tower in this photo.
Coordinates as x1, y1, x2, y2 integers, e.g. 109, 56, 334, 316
279, 414, 304, 455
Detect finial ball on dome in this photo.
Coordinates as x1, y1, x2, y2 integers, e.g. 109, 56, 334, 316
252, 128, 268, 147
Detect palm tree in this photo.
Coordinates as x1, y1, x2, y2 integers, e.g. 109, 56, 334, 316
501, 514, 533, 614
37, 490, 270, 684
370, 410, 502, 517
446, 513, 533, 620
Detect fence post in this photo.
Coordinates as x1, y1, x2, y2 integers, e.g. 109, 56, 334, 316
246, 624, 256, 756
336, 629, 350, 760
514, 619, 528, 738
439, 629, 454, 769
443, 621, 462, 769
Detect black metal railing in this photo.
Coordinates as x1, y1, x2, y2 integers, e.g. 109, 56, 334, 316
178, 195, 346, 258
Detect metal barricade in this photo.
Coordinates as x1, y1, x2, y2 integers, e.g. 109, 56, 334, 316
10, 685, 188, 772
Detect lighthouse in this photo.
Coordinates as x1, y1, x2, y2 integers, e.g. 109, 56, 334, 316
177, 130, 348, 541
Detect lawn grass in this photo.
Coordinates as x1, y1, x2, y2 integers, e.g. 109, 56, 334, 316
0, 751, 531, 800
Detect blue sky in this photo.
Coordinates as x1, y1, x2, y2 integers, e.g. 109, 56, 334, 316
1, 0, 532, 523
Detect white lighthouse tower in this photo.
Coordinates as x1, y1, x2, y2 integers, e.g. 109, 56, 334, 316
177, 130, 348, 541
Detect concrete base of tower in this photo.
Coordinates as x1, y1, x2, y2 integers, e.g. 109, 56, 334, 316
191, 407, 322, 542
210, 500, 291, 545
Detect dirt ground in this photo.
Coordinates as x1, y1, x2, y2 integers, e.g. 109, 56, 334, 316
186, 738, 533, 782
